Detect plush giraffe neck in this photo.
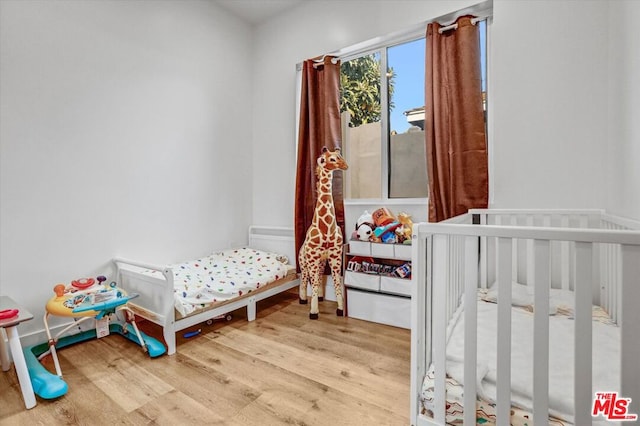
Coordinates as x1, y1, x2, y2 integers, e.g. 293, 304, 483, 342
311, 164, 338, 237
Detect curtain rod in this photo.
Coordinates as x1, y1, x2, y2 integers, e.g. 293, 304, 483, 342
330, 14, 490, 59
312, 55, 340, 68
438, 14, 489, 34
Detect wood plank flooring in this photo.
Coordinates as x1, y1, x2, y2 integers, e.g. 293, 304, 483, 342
0, 291, 410, 425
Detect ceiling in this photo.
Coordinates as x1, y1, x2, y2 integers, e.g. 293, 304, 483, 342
212, 0, 305, 25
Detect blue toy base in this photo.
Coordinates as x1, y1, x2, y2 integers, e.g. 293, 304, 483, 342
24, 323, 165, 399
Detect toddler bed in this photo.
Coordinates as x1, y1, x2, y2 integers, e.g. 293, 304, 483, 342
410, 209, 640, 426
114, 226, 299, 355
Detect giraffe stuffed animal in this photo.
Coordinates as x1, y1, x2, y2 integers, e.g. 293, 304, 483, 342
299, 147, 348, 319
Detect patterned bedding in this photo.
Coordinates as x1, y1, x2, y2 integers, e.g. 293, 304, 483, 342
143, 248, 292, 317
421, 366, 568, 426
420, 287, 618, 425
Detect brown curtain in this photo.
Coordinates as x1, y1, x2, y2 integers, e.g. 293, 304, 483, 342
425, 16, 488, 222
294, 56, 345, 271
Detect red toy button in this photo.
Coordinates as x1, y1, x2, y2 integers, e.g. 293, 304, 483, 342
0, 309, 19, 320
71, 278, 95, 289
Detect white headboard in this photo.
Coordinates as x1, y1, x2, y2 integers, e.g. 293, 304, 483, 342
248, 226, 296, 265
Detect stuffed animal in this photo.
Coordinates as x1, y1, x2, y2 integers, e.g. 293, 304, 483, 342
395, 212, 414, 244
372, 207, 395, 227
356, 210, 373, 228
355, 211, 375, 242
356, 223, 374, 241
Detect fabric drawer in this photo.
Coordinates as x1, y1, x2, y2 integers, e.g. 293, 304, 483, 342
380, 276, 411, 297
344, 271, 380, 292
371, 243, 395, 258
346, 289, 410, 329
349, 241, 371, 256
394, 244, 412, 260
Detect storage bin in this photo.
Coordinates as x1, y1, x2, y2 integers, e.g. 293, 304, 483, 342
394, 243, 412, 260
348, 240, 371, 256
380, 276, 412, 297
344, 271, 380, 292
346, 289, 411, 329
371, 242, 395, 258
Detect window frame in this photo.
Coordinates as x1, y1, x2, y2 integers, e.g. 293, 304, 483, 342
295, 2, 492, 205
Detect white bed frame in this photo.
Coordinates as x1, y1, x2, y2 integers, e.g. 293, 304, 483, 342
410, 209, 640, 426
113, 226, 299, 355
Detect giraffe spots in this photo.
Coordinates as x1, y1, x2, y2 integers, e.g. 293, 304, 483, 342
320, 216, 335, 228
308, 237, 321, 246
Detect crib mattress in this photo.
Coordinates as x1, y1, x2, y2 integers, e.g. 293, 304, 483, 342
421, 366, 569, 426
142, 248, 293, 317
420, 292, 619, 425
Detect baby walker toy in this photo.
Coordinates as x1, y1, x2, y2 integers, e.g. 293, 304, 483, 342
23, 276, 166, 399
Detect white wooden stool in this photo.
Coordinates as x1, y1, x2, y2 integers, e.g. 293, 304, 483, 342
0, 296, 36, 409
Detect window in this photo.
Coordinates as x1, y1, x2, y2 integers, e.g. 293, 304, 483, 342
340, 20, 487, 200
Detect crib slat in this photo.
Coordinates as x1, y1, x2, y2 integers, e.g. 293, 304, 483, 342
613, 244, 620, 323
591, 243, 601, 306
463, 236, 479, 426
432, 234, 448, 425
533, 240, 550, 426
603, 243, 610, 318
496, 237, 512, 426
561, 216, 570, 290
574, 242, 593, 426
449, 236, 458, 325
621, 244, 640, 419
511, 216, 518, 281
526, 216, 534, 288
480, 214, 488, 288
603, 242, 617, 322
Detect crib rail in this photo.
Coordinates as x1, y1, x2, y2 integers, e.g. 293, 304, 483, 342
470, 209, 640, 324
411, 216, 640, 426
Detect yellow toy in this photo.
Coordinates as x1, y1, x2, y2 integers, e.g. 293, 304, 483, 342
396, 212, 414, 244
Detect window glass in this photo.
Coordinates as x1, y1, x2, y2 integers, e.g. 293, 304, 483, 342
339, 20, 487, 200
388, 38, 427, 198
340, 53, 382, 199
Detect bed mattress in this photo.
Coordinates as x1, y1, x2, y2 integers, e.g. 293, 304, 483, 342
420, 285, 619, 425
142, 247, 293, 317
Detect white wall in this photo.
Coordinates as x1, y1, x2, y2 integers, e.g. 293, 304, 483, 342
251, 0, 633, 232
0, 0, 253, 336
490, 0, 609, 210
607, 0, 640, 220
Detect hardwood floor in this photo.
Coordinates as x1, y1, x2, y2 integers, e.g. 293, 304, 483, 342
0, 291, 410, 425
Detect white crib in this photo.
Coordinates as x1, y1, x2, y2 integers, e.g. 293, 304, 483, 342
410, 209, 640, 426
